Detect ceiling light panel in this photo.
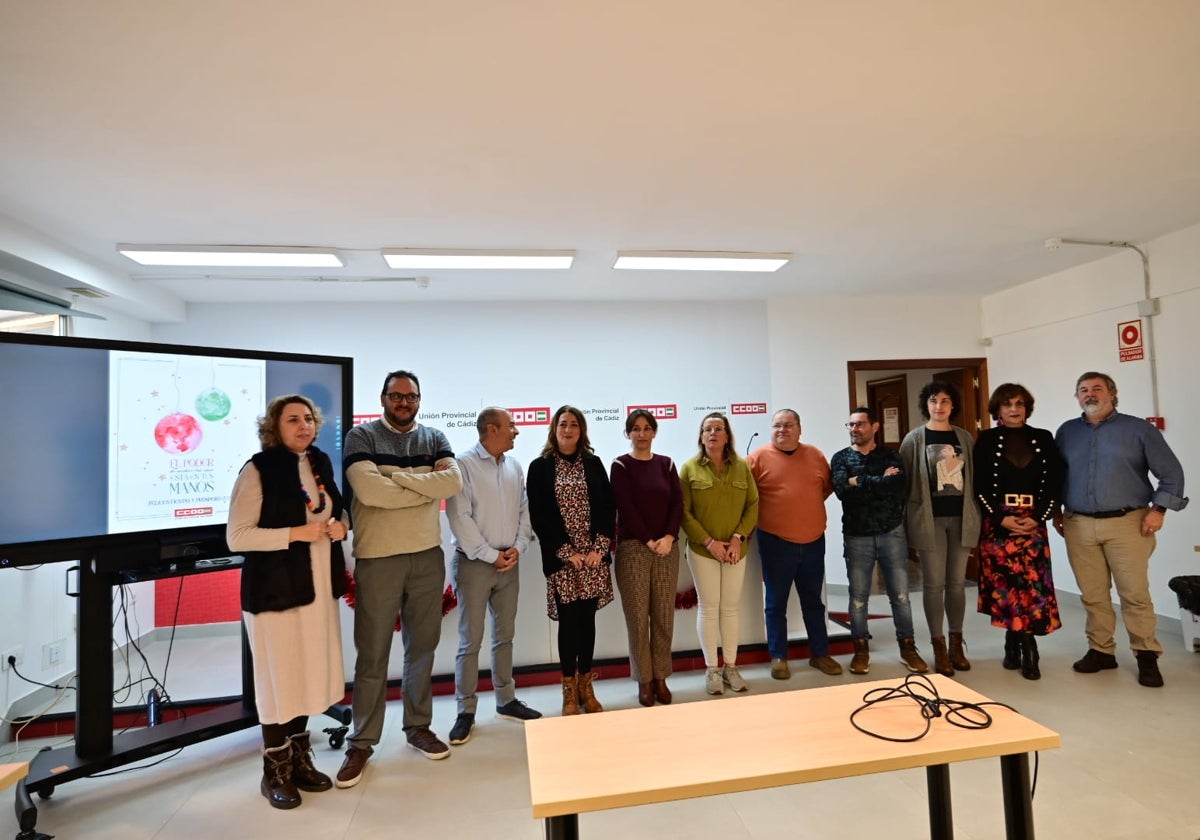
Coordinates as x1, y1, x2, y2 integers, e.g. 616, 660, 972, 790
118, 245, 343, 268
381, 249, 575, 270
613, 251, 790, 272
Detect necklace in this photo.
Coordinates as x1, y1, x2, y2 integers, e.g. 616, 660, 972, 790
301, 451, 328, 513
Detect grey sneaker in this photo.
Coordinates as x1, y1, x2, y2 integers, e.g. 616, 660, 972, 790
406, 727, 450, 760
448, 713, 474, 745
496, 699, 543, 722
722, 664, 748, 692
705, 667, 725, 695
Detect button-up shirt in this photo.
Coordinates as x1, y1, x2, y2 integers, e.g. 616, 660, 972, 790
1054, 411, 1188, 514
446, 441, 532, 563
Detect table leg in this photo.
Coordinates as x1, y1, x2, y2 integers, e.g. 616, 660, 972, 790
545, 813, 579, 840
926, 763, 953, 840
1000, 753, 1034, 840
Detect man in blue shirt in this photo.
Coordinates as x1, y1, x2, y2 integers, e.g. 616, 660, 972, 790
1054, 372, 1188, 687
445, 407, 542, 745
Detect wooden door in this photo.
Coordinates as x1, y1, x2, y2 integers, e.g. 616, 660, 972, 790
866, 375, 907, 452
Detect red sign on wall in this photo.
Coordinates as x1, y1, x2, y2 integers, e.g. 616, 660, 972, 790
510, 406, 550, 426
1118, 319, 1145, 362
730, 402, 768, 415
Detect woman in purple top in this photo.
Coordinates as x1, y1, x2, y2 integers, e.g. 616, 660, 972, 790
610, 409, 684, 707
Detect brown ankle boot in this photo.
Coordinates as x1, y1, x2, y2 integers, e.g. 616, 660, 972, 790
561, 675, 580, 716
288, 731, 332, 792
262, 743, 302, 809
949, 632, 971, 671
849, 638, 870, 675
898, 637, 929, 674
577, 671, 604, 713
652, 677, 672, 705
930, 636, 954, 676
637, 682, 654, 707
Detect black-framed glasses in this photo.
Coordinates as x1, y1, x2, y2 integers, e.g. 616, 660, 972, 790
384, 392, 421, 404
845, 421, 870, 429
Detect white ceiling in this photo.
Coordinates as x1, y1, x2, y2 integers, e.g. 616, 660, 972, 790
2, 1, 1199, 319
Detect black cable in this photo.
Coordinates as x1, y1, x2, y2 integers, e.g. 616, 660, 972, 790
5, 658, 75, 692
86, 747, 185, 778
849, 673, 1040, 797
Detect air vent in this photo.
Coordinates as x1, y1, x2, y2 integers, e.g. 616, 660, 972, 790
66, 287, 109, 299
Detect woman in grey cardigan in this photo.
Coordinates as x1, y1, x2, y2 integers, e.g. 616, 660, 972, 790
899, 381, 982, 677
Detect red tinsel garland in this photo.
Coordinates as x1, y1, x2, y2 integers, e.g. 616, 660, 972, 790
674, 586, 698, 610
342, 569, 458, 632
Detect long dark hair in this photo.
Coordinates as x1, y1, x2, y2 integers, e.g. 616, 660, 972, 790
540, 405, 594, 458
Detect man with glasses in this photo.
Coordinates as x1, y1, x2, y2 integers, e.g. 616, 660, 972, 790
747, 409, 840, 679
831, 408, 928, 675
336, 370, 462, 787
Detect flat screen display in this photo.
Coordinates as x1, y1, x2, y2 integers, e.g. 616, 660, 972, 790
0, 333, 352, 565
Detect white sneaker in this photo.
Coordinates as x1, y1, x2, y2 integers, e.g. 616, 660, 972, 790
722, 664, 748, 692
705, 667, 725, 695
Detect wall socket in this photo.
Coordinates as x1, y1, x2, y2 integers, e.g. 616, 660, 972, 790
42, 639, 66, 669
1, 645, 24, 671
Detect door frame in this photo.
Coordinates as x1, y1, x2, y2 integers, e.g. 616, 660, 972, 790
846, 357, 989, 433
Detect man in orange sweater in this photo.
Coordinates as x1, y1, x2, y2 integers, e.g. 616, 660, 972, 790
747, 409, 841, 679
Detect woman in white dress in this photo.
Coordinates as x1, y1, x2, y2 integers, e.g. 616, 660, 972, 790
227, 394, 349, 809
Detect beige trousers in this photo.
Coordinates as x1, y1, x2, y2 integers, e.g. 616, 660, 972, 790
1063, 509, 1162, 655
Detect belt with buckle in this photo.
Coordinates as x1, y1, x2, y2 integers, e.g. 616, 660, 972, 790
1076, 508, 1133, 519
1004, 493, 1034, 507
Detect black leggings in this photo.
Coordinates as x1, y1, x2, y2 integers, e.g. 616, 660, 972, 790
261, 715, 308, 749
556, 597, 599, 677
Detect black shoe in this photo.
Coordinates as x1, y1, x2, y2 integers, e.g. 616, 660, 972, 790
1073, 648, 1118, 673
1003, 631, 1022, 670
1136, 651, 1164, 687
1019, 635, 1040, 681
496, 699, 543, 721
449, 713, 475, 745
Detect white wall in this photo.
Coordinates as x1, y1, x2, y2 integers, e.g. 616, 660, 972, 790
982, 221, 1200, 621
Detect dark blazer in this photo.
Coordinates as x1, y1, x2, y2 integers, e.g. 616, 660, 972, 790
972, 424, 1063, 528
240, 445, 347, 614
526, 451, 616, 577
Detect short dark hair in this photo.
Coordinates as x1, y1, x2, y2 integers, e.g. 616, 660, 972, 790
987, 383, 1035, 420
851, 406, 877, 423
772, 408, 800, 425
625, 408, 658, 434
918, 380, 962, 421
381, 369, 420, 396
541, 405, 594, 458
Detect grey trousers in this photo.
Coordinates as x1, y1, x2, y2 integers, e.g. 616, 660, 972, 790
348, 546, 445, 749
917, 516, 970, 637
452, 551, 520, 714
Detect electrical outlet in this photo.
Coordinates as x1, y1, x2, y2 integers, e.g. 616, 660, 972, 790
42, 639, 66, 669
2, 645, 24, 671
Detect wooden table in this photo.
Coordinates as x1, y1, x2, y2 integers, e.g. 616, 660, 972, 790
0, 763, 27, 791
525, 675, 1060, 840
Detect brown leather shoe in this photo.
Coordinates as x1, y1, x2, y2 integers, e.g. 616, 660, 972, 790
561, 675, 580, 715
770, 658, 791, 680
577, 671, 604, 713
949, 632, 971, 671
898, 637, 929, 674
637, 682, 654, 707
335, 745, 372, 789
809, 655, 843, 676
288, 731, 332, 792
849, 638, 870, 675
262, 743, 301, 809
930, 636, 954, 676
652, 677, 672, 705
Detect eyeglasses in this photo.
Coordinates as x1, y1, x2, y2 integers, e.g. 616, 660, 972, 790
845, 421, 870, 429
384, 392, 421, 404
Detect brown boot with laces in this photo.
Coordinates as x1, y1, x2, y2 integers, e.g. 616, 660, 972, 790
261, 743, 301, 810
849, 638, 870, 675
577, 671, 604, 713
288, 731, 332, 792
930, 636, 954, 676
948, 632, 971, 671
898, 637, 929, 673
561, 675, 580, 716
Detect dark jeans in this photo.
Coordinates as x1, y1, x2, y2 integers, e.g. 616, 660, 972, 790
757, 530, 829, 659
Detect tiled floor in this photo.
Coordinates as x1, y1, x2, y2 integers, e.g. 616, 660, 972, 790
3, 590, 1199, 839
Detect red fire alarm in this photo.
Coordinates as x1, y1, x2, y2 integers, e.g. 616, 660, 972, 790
1146, 417, 1165, 430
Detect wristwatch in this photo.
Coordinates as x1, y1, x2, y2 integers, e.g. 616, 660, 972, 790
1151, 504, 1167, 513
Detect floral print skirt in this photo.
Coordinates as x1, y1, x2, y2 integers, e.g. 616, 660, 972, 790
976, 505, 1062, 636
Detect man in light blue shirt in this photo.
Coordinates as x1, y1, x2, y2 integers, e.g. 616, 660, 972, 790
445, 407, 541, 744
1054, 371, 1188, 688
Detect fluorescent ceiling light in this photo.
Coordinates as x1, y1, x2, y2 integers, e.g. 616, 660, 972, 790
613, 251, 790, 272
381, 249, 575, 270
118, 245, 343, 268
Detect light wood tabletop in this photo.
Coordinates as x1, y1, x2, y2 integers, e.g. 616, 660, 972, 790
526, 674, 1060, 819
1, 762, 28, 791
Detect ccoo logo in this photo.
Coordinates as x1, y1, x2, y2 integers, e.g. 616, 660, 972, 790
730, 403, 768, 415
628, 404, 677, 420
510, 406, 550, 426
